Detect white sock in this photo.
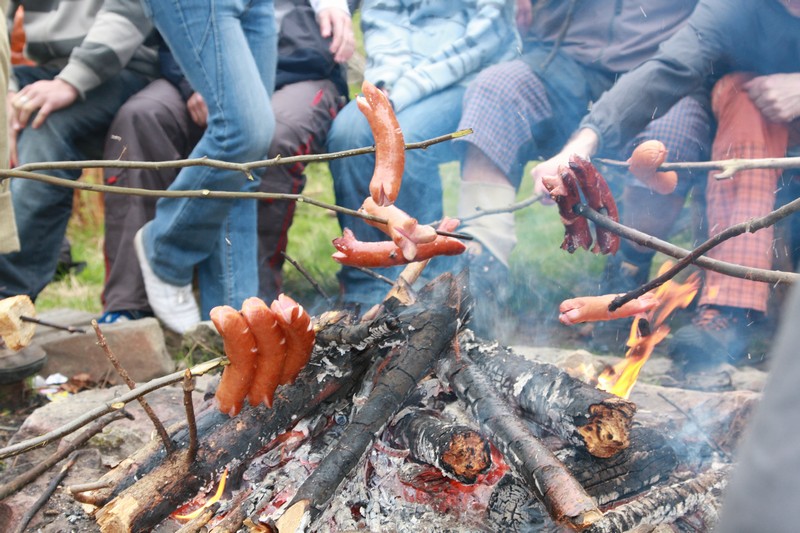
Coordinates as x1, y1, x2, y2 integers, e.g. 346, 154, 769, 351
457, 181, 517, 266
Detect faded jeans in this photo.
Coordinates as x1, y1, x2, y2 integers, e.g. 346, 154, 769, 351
140, 0, 277, 317
0, 66, 148, 299
328, 86, 463, 307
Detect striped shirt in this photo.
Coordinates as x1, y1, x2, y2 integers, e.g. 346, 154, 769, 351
8, 0, 158, 97
361, 0, 520, 112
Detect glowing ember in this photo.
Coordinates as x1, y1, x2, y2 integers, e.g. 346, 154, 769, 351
598, 262, 700, 399
174, 468, 229, 521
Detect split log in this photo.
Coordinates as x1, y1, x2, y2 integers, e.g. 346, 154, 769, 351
584, 465, 731, 533
92, 313, 385, 532
259, 273, 466, 528
389, 408, 492, 484
464, 334, 636, 458
437, 348, 602, 530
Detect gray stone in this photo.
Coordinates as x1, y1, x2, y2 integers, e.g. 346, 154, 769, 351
39, 317, 175, 384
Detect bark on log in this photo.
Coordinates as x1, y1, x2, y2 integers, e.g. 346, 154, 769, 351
261, 273, 466, 528
465, 334, 636, 458
389, 408, 492, 484
584, 465, 731, 533
93, 314, 382, 532
437, 348, 602, 530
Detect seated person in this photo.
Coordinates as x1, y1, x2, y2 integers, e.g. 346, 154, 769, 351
0, 0, 157, 301
533, 0, 800, 367
100, 0, 354, 325
327, 0, 520, 310
454, 0, 711, 341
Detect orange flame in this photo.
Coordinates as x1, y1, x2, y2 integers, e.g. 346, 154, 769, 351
598, 262, 699, 398
174, 468, 228, 521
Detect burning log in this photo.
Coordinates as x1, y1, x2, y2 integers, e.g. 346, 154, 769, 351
259, 273, 466, 528
463, 335, 636, 458
584, 465, 731, 533
91, 311, 383, 532
389, 408, 492, 484
436, 348, 603, 530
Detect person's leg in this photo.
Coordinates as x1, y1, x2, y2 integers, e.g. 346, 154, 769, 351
0, 66, 148, 299
328, 85, 462, 307
257, 79, 342, 302
102, 79, 202, 318
671, 73, 789, 369
141, 0, 277, 321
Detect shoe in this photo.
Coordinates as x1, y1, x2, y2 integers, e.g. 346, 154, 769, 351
97, 310, 154, 324
134, 228, 201, 334
669, 305, 753, 371
460, 242, 513, 341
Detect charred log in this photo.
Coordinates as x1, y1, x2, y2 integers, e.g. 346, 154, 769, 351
437, 348, 602, 530
389, 408, 492, 484
464, 334, 635, 458
584, 465, 731, 533
261, 273, 466, 528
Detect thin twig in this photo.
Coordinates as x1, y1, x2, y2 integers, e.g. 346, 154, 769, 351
602, 194, 800, 311
595, 155, 800, 180
67, 479, 112, 495
457, 193, 544, 224
282, 252, 333, 304
19, 315, 86, 334
91, 320, 174, 454
11, 450, 86, 533
657, 392, 732, 461
0, 411, 127, 501
182, 369, 198, 464
574, 204, 800, 286
0, 358, 224, 460
351, 265, 395, 286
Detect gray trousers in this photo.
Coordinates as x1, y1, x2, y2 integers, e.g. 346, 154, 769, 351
102, 78, 342, 313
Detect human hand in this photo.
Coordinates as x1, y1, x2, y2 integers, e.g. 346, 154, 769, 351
317, 7, 355, 63
6, 91, 19, 167
187, 92, 208, 127
743, 73, 800, 123
516, 0, 533, 33
11, 78, 79, 130
531, 128, 599, 205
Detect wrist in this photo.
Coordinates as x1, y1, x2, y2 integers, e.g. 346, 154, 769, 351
564, 128, 600, 158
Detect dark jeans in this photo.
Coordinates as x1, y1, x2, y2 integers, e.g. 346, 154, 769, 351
0, 65, 149, 299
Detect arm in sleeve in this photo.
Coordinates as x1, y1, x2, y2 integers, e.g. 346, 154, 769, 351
581, 0, 732, 152
57, 0, 153, 98
389, 0, 517, 112
360, 0, 413, 92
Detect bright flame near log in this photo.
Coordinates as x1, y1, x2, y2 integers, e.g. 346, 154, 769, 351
598, 262, 699, 399
174, 468, 228, 521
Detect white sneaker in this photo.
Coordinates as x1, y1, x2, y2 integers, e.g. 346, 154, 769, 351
134, 227, 201, 334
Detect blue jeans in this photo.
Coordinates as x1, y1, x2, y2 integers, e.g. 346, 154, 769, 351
0, 66, 148, 299
328, 86, 463, 307
140, 0, 277, 317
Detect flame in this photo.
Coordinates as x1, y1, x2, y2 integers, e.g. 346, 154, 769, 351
598, 262, 699, 399
174, 468, 228, 521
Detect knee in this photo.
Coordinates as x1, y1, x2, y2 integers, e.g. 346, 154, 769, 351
226, 106, 275, 162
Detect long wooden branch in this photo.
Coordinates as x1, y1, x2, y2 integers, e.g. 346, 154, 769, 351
436, 348, 602, 530
0, 358, 224, 460
575, 204, 800, 285
596, 155, 800, 180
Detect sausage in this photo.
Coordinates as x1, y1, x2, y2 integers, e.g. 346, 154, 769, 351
270, 294, 316, 385
358, 80, 405, 207
211, 305, 259, 416
240, 297, 287, 408
332, 218, 467, 267
568, 155, 620, 255
541, 166, 593, 253
360, 196, 437, 260
627, 141, 677, 194
558, 293, 659, 326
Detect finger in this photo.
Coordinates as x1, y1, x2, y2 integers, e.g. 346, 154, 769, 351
32, 103, 51, 129
8, 130, 18, 167
318, 13, 332, 38
16, 103, 34, 129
